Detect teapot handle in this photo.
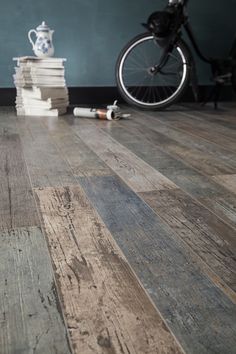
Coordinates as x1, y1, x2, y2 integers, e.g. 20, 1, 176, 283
28, 29, 37, 48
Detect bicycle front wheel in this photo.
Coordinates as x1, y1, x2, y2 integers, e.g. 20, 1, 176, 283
116, 33, 191, 110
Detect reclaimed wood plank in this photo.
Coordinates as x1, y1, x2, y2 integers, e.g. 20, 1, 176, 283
34, 185, 184, 354
0, 226, 72, 354
212, 174, 236, 194
0, 107, 18, 135
120, 112, 236, 175
143, 109, 236, 152
41, 116, 112, 177
139, 188, 236, 295
0, 134, 39, 230
74, 123, 177, 192
199, 194, 236, 229
16, 116, 77, 188
79, 174, 236, 354
176, 103, 236, 128
100, 121, 236, 229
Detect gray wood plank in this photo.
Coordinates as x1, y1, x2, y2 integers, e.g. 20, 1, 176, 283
16, 116, 77, 188
41, 116, 112, 177
176, 103, 236, 128
99, 122, 236, 229
79, 174, 236, 354
132, 111, 236, 168
139, 188, 236, 295
0, 107, 18, 135
0, 226, 72, 354
118, 112, 236, 175
74, 123, 177, 192
140, 109, 236, 152
35, 185, 185, 354
0, 134, 39, 230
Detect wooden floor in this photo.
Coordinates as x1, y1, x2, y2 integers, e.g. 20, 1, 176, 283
0, 103, 236, 354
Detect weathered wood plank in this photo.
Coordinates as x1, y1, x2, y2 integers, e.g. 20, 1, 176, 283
198, 194, 236, 229
99, 121, 236, 229
0, 107, 18, 135
34, 185, 184, 354
180, 109, 236, 134
16, 116, 77, 188
41, 116, 112, 177
133, 111, 236, 167
139, 188, 236, 295
74, 123, 177, 192
141, 109, 236, 152
119, 112, 236, 175
175, 103, 236, 128
0, 226, 72, 354
0, 134, 39, 230
79, 174, 236, 354
212, 174, 236, 194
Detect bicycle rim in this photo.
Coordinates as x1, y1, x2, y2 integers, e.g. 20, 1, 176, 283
117, 34, 189, 109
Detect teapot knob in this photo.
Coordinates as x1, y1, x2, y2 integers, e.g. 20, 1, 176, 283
28, 29, 37, 48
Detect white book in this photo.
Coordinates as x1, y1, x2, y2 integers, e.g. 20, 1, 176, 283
16, 98, 69, 109
14, 81, 66, 88
17, 87, 68, 100
14, 77, 66, 86
13, 56, 66, 62
17, 62, 65, 68
14, 73, 66, 81
13, 57, 66, 69
15, 67, 65, 76
16, 107, 67, 117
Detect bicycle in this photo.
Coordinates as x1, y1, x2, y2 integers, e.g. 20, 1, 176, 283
116, 0, 236, 110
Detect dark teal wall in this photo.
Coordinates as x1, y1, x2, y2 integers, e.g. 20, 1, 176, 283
0, 0, 235, 87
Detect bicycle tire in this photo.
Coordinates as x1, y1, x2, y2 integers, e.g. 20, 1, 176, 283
116, 32, 191, 110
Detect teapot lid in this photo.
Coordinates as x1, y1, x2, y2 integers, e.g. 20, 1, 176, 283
36, 21, 51, 32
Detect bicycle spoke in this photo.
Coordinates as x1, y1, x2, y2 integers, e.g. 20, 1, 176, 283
117, 34, 189, 108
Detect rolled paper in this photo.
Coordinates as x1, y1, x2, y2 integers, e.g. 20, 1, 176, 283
73, 107, 115, 120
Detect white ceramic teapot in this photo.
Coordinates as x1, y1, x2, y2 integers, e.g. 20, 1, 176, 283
28, 21, 54, 57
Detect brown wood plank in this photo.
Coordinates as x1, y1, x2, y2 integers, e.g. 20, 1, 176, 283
0, 134, 39, 230
34, 185, 184, 354
212, 174, 236, 194
0, 226, 72, 354
139, 188, 236, 297
16, 116, 77, 188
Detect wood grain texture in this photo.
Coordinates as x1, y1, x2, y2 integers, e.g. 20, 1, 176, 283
139, 189, 236, 295
142, 109, 236, 152
0, 134, 39, 230
79, 174, 236, 354
100, 121, 236, 229
0, 107, 18, 135
212, 174, 236, 194
41, 116, 112, 177
118, 112, 236, 176
34, 185, 184, 354
0, 226, 72, 354
16, 116, 77, 188
74, 123, 177, 192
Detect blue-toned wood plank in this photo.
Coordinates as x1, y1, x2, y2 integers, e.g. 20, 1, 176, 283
79, 174, 236, 354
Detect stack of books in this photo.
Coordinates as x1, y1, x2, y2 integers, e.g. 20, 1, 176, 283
13, 56, 69, 116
